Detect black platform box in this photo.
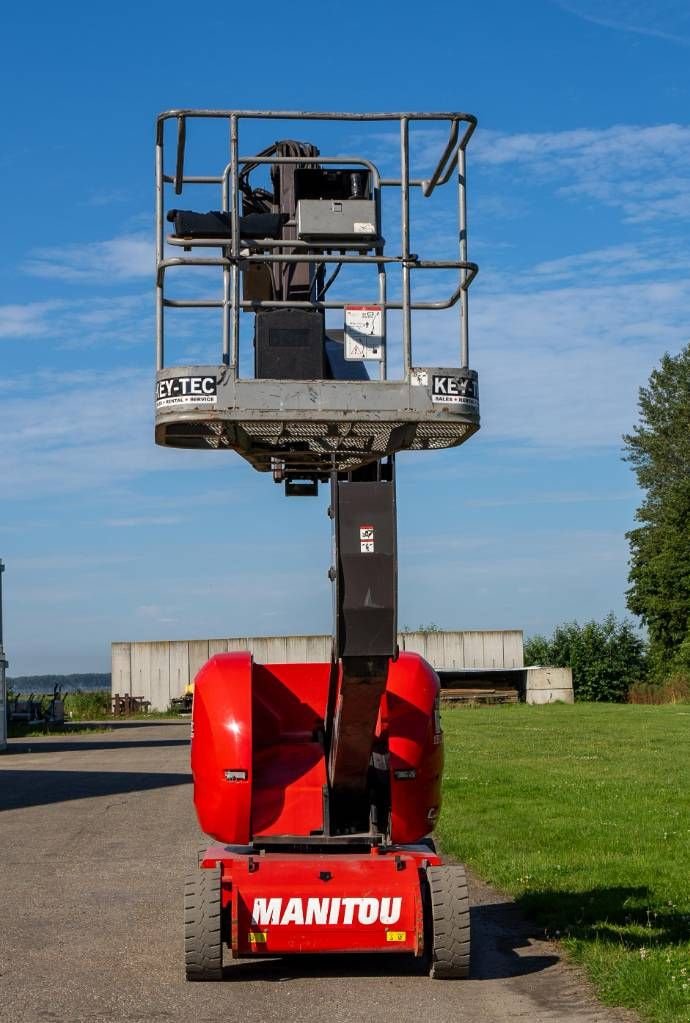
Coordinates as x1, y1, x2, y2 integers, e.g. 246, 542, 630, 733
254, 309, 326, 380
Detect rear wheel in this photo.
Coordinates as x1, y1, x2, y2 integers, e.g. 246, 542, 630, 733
184, 866, 223, 981
427, 864, 471, 979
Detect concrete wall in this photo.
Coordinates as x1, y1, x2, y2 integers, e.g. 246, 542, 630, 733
112, 630, 524, 710
524, 666, 574, 704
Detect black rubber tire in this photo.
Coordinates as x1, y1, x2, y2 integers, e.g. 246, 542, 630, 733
427, 864, 471, 979
184, 866, 223, 981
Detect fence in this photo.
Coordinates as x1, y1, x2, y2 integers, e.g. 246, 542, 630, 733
112, 630, 524, 711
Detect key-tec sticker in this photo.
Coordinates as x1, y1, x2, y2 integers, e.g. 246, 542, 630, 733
156, 375, 217, 409
431, 374, 478, 407
360, 525, 375, 553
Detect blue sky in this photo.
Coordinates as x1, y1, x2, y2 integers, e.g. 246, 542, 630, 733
1, 0, 689, 674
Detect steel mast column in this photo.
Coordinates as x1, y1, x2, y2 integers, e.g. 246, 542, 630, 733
327, 460, 397, 830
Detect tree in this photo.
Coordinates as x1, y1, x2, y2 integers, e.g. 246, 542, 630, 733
524, 614, 647, 701
623, 344, 690, 674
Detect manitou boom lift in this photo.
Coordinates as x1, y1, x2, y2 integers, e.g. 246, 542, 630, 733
154, 108, 479, 979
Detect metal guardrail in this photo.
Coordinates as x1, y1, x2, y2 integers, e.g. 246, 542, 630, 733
155, 109, 477, 380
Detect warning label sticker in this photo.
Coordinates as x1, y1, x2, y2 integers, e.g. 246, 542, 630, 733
359, 524, 375, 553
431, 374, 478, 407
344, 305, 383, 362
156, 376, 217, 409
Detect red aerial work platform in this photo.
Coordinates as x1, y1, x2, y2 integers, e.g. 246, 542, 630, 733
154, 109, 479, 980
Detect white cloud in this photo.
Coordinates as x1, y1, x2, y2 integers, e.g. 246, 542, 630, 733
0, 369, 226, 499
474, 123, 690, 223
0, 302, 61, 339
553, 0, 690, 46
411, 266, 690, 450
104, 515, 183, 528
531, 243, 690, 282
23, 233, 152, 282
0, 294, 151, 347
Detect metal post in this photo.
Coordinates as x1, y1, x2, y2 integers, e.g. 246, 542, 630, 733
228, 115, 240, 372
155, 131, 165, 371
400, 117, 411, 378
0, 560, 7, 752
458, 145, 469, 368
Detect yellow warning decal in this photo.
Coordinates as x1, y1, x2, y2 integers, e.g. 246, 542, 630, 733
386, 931, 406, 942
248, 931, 267, 943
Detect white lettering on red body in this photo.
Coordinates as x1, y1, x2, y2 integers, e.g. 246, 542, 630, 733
250, 896, 402, 927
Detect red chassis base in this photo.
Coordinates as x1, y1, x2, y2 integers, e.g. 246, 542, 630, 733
185, 843, 471, 980
201, 843, 441, 958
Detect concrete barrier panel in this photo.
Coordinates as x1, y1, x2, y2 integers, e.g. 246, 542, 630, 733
264, 636, 290, 662
111, 642, 132, 695
149, 642, 170, 711
525, 666, 574, 704
400, 632, 427, 658
526, 688, 575, 705
424, 632, 446, 670
481, 631, 505, 669
113, 631, 528, 705
503, 631, 524, 668
306, 635, 331, 662
169, 642, 189, 697
441, 632, 464, 669
130, 644, 151, 703
463, 632, 484, 669
286, 635, 310, 661
189, 640, 210, 681
226, 636, 250, 653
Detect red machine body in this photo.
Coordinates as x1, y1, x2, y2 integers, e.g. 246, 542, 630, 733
191, 651, 443, 847
200, 845, 442, 956
190, 651, 445, 959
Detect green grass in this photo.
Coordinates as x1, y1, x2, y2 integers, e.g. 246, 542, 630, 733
438, 703, 690, 1023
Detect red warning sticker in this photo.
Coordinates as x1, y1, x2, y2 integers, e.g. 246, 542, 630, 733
359, 525, 375, 553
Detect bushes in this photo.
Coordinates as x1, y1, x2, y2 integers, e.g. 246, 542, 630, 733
629, 674, 690, 705
65, 690, 111, 720
524, 613, 647, 702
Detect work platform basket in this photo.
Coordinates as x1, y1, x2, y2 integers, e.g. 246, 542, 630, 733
155, 109, 480, 478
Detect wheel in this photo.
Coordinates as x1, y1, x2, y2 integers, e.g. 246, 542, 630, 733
426, 864, 471, 979
184, 865, 223, 981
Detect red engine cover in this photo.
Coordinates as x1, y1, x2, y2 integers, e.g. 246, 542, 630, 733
191, 652, 443, 846
385, 654, 444, 843
191, 653, 253, 844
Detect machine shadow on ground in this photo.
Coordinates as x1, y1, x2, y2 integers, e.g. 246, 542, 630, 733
0, 769, 190, 810
5, 737, 190, 755
517, 885, 689, 948
215, 900, 560, 983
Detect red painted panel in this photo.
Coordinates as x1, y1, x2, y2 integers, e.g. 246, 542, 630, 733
253, 742, 326, 836
191, 653, 253, 844
384, 654, 444, 844
224, 851, 428, 955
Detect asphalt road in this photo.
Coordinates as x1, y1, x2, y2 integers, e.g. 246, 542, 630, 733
0, 723, 635, 1023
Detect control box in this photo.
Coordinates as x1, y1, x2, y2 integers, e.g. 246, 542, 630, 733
297, 199, 378, 245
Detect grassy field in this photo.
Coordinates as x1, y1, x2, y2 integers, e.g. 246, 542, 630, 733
438, 703, 690, 1023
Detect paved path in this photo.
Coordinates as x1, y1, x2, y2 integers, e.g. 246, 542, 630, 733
0, 724, 634, 1023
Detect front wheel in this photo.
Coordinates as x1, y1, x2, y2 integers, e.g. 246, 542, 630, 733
184, 865, 223, 981
426, 864, 471, 979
